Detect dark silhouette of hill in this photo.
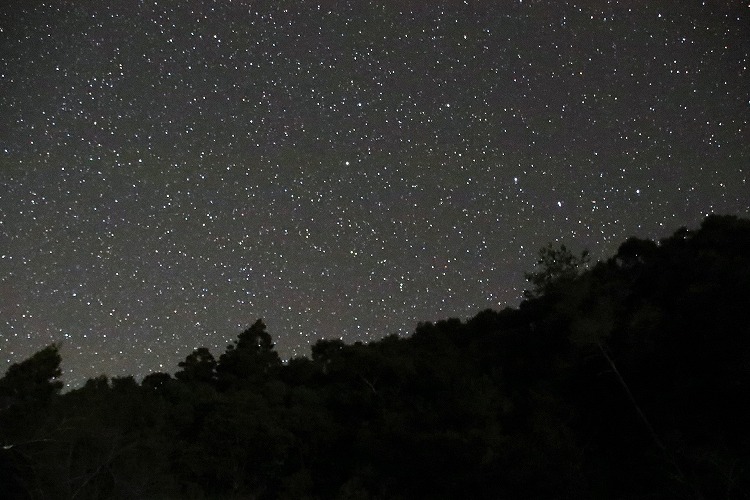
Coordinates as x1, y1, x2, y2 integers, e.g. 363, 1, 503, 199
1, 214, 748, 499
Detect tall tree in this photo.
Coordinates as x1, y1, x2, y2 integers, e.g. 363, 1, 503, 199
0, 344, 63, 407
524, 244, 589, 299
176, 347, 217, 385
216, 319, 281, 389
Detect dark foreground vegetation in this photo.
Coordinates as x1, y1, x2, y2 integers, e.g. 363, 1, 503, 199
1, 214, 749, 499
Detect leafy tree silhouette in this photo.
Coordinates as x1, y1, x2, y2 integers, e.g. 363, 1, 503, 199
524, 243, 589, 299
216, 319, 281, 390
0, 344, 63, 408
175, 347, 217, 385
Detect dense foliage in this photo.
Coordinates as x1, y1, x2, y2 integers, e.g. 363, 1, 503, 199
1, 214, 749, 499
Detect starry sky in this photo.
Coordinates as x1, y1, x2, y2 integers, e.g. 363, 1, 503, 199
1, 1, 748, 387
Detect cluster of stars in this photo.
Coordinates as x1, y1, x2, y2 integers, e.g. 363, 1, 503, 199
1, 1, 747, 387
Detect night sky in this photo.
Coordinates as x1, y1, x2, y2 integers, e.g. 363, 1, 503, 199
1, 1, 748, 387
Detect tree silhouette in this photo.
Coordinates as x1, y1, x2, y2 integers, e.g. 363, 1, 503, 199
0, 344, 63, 408
216, 319, 281, 389
524, 243, 589, 299
175, 347, 217, 385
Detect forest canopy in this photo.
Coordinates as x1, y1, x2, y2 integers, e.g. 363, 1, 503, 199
1, 214, 749, 499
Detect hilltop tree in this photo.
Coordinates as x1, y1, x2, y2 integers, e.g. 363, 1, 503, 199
524, 243, 589, 299
0, 344, 63, 407
216, 319, 281, 389
176, 347, 217, 385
